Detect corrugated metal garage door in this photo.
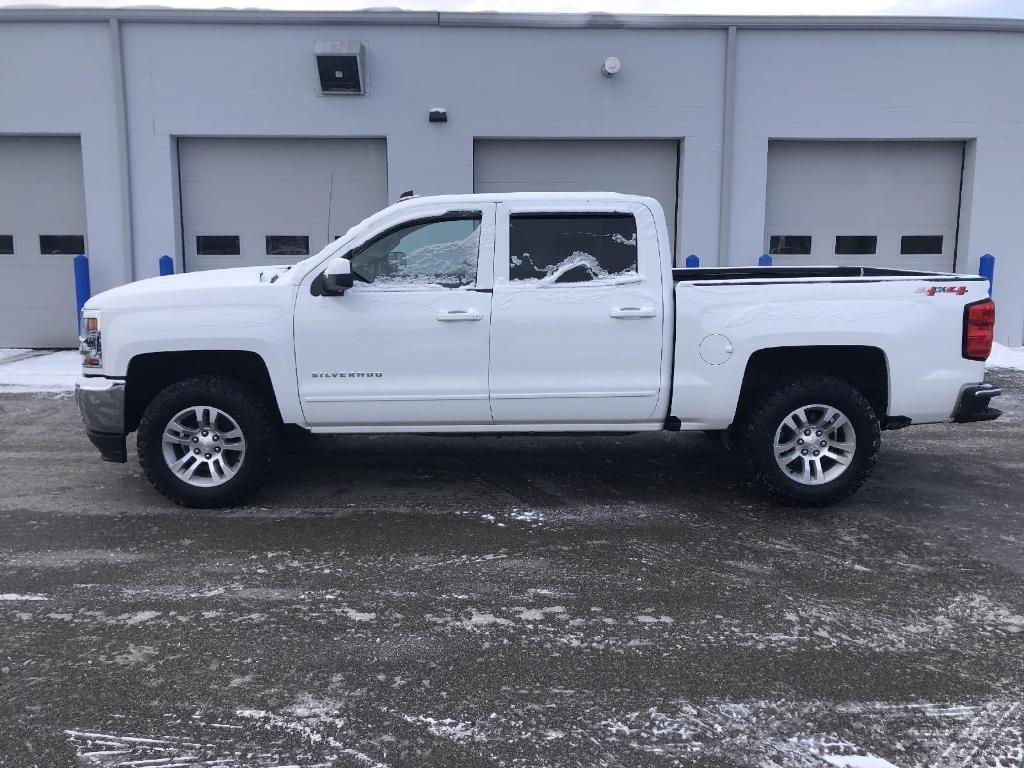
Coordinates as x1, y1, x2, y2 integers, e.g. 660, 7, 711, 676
0, 136, 86, 348
765, 141, 964, 271
473, 139, 679, 251
179, 138, 388, 272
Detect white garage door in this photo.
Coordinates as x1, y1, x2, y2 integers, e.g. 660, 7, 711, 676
179, 138, 388, 272
0, 136, 86, 348
765, 141, 964, 271
474, 139, 679, 251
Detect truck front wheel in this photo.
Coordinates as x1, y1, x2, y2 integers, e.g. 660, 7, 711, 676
137, 375, 278, 508
737, 376, 880, 506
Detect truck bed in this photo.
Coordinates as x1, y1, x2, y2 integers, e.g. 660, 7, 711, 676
672, 265, 967, 283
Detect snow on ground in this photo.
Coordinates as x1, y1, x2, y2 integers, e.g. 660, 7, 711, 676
988, 342, 1024, 370
0, 593, 48, 601
0, 348, 33, 362
0, 350, 81, 393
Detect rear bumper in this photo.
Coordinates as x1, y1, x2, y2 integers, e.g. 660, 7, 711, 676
952, 383, 1002, 424
75, 378, 127, 463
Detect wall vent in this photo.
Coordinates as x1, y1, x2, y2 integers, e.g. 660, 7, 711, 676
314, 41, 367, 95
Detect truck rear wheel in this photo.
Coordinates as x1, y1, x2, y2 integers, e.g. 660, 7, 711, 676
137, 375, 278, 508
737, 376, 880, 506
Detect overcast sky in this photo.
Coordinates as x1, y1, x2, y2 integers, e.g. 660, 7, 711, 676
4, 0, 1024, 16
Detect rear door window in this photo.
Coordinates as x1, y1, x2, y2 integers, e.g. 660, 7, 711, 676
509, 214, 638, 284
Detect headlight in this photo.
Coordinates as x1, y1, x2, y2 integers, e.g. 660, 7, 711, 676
79, 310, 102, 368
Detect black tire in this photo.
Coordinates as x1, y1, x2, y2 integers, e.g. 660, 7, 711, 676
137, 375, 279, 508
736, 375, 880, 507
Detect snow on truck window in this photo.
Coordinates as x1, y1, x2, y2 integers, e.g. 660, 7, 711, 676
349, 216, 481, 288
509, 214, 638, 284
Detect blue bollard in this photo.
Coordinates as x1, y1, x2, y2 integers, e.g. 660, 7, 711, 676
685, 254, 699, 268
759, 253, 773, 266
73, 254, 91, 335
158, 254, 174, 276
979, 253, 995, 297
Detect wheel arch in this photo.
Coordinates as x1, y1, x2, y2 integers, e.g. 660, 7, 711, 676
124, 350, 282, 434
736, 345, 890, 425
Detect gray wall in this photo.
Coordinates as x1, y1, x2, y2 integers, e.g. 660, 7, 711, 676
118, 21, 723, 280
0, 21, 130, 294
731, 28, 1024, 343
1, 11, 1023, 344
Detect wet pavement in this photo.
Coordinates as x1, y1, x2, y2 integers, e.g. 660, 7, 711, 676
0, 369, 1022, 767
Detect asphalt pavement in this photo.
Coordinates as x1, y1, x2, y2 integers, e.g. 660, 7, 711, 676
1, 369, 1022, 767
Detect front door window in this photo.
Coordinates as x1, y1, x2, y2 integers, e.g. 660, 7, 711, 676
349, 216, 481, 288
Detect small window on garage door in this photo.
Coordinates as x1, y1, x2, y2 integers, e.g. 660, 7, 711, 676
901, 235, 944, 255
835, 236, 877, 256
509, 214, 638, 284
39, 235, 85, 255
266, 235, 310, 256
196, 235, 240, 256
769, 235, 811, 256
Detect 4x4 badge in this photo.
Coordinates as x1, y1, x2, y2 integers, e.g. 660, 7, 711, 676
916, 286, 967, 296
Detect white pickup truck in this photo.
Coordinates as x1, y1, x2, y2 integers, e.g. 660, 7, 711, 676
76, 193, 1000, 508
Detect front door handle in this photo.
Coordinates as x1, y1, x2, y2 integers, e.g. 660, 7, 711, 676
437, 309, 483, 322
610, 306, 656, 319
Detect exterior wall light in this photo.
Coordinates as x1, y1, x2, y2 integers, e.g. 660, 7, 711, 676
601, 56, 621, 77
429, 107, 448, 123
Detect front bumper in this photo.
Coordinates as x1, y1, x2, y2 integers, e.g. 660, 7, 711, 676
952, 383, 1002, 424
75, 378, 127, 463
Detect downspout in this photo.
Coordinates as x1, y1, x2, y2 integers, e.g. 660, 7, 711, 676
717, 25, 737, 267
109, 17, 135, 283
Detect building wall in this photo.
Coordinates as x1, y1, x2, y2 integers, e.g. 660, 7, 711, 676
731, 28, 1024, 344
0, 21, 130, 294
120, 22, 726, 278
1, 12, 1023, 344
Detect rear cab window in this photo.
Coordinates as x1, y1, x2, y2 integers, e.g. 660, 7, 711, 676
508, 214, 638, 284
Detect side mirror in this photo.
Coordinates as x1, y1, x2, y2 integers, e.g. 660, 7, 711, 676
323, 256, 355, 294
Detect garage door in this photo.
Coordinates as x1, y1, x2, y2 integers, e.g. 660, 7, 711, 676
0, 136, 86, 348
765, 141, 964, 271
179, 138, 387, 272
474, 139, 679, 251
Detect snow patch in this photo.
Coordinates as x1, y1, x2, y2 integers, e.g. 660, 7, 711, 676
120, 610, 161, 625
0, 593, 48, 601
114, 643, 159, 666
988, 342, 1024, 370
636, 614, 674, 624
466, 611, 512, 627
336, 606, 377, 622
402, 714, 486, 742
0, 350, 81, 392
512, 250, 638, 286
515, 605, 567, 621
820, 756, 901, 768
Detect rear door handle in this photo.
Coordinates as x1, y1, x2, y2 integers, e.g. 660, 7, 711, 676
437, 309, 483, 322
610, 306, 656, 319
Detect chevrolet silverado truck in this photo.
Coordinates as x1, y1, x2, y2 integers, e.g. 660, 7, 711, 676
75, 193, 1001, 508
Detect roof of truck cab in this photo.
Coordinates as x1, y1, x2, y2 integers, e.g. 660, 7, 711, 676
396, 192, 648, 204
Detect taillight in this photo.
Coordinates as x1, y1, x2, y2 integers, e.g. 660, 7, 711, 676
963, 298, 995, 361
